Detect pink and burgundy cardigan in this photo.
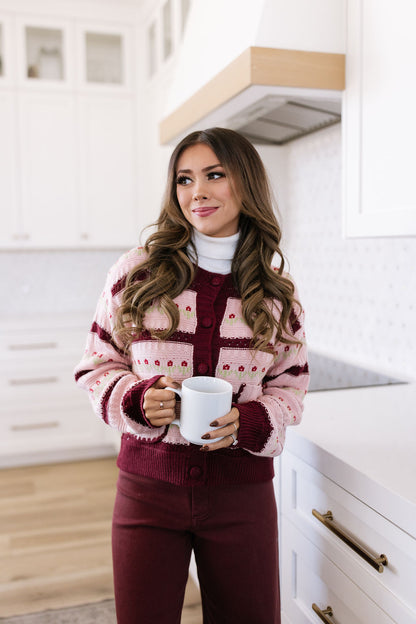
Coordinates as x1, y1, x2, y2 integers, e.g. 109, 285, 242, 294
74, 247, 309, 486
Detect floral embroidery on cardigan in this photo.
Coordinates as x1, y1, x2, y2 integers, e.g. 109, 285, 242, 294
131, 341, 194, 380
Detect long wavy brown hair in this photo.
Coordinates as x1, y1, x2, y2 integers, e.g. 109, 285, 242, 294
115, 127, 302, 352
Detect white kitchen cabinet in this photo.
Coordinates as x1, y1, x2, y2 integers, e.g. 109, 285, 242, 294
280, 451, 416, 623
281, 520, 396, 624
76, 22, 132, 93
77, 95, 138, 247
279, 383, 416, 624
0, 14, 15, 86
15, 15, 73, 89
0, 90, 19, 245
0, 316, 117, 468
343, 0, 416, 237
18, 92, 80, 247
0, 7, 138, 250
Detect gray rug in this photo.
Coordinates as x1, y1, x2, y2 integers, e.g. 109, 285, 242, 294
0, 600, 116, 624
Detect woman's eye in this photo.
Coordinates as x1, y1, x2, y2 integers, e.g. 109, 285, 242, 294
176, 175, 192, 186
208, 171, 225, 180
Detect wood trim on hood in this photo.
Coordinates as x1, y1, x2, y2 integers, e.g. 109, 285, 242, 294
159, 46, 345, 145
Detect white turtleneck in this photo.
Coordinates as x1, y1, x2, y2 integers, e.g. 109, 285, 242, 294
189, 229, 239, 275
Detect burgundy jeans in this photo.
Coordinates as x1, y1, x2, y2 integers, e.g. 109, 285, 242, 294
112, 471, 280, 624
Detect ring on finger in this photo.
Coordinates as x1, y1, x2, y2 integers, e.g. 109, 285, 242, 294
160, 401, 164, 409
232, 422, 238, 432
229, 433, 238, 446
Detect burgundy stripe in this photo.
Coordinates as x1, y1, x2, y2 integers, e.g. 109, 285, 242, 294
263, 361, 309, 384
74, 370, 89, 382
111, 269, 148, 298
290, 310, 301, 334
283, 363, 309, 377
101, 374, 127, 424
91, 321, 125, 356
111, 275, 127, 297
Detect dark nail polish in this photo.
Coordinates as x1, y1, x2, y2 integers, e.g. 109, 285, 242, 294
210, 421, 218, 427
201, 434, 210, 440
200, 445, 209, 452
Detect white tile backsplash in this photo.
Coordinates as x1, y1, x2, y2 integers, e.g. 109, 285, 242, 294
264, 124, 416, 379
0, 250, 124, 319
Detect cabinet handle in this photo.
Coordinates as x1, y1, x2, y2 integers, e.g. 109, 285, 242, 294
9, 376, 59, 386
9, 342, 58, 351
11, 422, 59, 431
312, 509, 388, 573
312, 604, 334, 623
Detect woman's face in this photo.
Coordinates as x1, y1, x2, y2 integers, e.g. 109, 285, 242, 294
175, 143, 241, 238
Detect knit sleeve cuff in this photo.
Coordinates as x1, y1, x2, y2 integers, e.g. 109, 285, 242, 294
122, 375, 163, 428
233, 401, 273, 453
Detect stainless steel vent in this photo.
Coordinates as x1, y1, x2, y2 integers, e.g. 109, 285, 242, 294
227, 95, 341, 145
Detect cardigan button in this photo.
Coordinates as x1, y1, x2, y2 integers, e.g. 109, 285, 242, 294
211, 276, 222, 286
201, 317, 213, 328
197, 363, 209, 374
189, 466, 202, 479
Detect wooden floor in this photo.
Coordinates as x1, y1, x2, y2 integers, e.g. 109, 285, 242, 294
0, 457, 202, 621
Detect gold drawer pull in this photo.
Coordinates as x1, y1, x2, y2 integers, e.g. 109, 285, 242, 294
312, 604, 334, 623
11, 422, 59, 431
9, 342, 58, 351
312, 509, 388, 573
9, 376, 59, 386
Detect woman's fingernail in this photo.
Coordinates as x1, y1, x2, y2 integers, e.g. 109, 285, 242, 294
200, 445, 209, 452
210, 421, 218, 427
201, 434, 210, 440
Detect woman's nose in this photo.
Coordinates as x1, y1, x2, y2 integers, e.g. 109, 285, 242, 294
193, 180, 209, 201
193, 191, 208, 200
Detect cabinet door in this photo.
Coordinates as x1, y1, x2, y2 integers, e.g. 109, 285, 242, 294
344, 0, 416, 236
78, 96, 138, 247
18, 93, 79, 246
0, 91, 19, 246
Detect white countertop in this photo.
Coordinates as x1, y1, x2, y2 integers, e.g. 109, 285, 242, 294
285, 382, 416, 538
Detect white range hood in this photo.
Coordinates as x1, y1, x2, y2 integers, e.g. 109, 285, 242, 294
160, 0, 346, 146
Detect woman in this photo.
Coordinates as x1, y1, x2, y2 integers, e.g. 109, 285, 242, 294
74, 127, 309, 623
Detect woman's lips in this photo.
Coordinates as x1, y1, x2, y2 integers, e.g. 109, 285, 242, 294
192, 206, 218, 217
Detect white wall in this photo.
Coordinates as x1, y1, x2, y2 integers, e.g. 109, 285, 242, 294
261, 124, 416, 380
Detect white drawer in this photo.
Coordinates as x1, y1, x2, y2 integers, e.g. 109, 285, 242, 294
281, 519, 396, 624
0, 328, 87, 357
1, 372, 85, 409
281, 451, 416, 622
0, 402, 104, 451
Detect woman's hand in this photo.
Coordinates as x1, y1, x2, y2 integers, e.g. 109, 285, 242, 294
143, 376, 179, 427
200, 406, 240, 451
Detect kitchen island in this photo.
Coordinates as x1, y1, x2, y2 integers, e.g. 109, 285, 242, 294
279, 382, 416, 624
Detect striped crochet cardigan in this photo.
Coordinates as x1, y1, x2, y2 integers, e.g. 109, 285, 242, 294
74, 247, 309, 486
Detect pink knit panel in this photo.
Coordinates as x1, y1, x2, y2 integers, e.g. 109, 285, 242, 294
131, 340, 194, 381
143, 290, 197, 334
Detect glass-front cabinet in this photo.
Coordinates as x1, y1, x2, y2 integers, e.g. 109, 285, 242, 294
25, 26, 64, 81
16, 17, 72, 88
77, 23, 131, 91
0, 15, 14, 85
0, 23, 4, 78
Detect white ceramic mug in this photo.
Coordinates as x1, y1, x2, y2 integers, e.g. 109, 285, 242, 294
167, 376, 233, 445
